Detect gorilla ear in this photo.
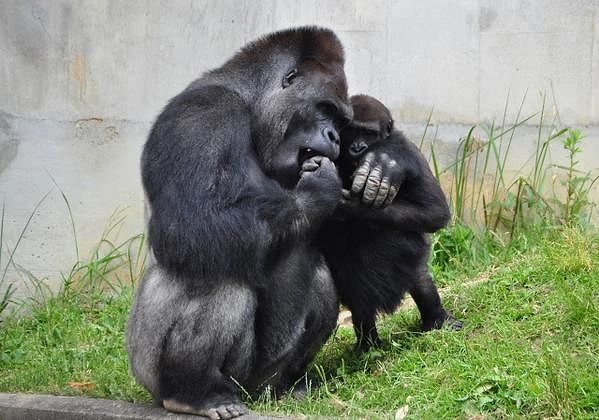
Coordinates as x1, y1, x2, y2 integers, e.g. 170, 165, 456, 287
282, 69, 298, 88
385, 119, 394, 138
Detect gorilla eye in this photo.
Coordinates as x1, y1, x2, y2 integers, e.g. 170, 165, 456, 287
282, 69, 298, 88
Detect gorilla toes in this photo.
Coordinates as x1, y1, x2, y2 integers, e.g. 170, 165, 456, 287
422, 313, 464, 331
443, 314, 464, 330
163, 399, 248, 419
204, 403, 248, 420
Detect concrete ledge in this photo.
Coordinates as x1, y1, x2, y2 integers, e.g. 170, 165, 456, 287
0, 393, 287, 419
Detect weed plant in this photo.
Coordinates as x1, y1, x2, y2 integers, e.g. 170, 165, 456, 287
428, 95, 598, 277
433, 95, 597, 238
551, 129, 599, 226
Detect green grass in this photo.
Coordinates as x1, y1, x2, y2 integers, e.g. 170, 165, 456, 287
0, 289, 146, 401
1, 227, 597, 418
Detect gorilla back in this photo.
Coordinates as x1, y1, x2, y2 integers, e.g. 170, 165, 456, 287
127, 27, 351, 419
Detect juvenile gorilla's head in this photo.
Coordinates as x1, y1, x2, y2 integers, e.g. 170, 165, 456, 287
340, 95, 394, 163
223, 27, 353, 187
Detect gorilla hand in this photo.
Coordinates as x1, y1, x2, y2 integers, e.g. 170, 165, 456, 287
296, 156, 343, 223
351, 151, 403, 208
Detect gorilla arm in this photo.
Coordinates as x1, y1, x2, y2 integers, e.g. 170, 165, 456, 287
142, 85, 340, 279
339, 133, 450, 233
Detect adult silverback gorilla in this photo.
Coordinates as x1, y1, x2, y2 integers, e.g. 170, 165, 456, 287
127, 27, 352, 419
319, 95, 462, 352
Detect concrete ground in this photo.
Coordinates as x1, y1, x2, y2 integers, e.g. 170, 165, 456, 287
0, 393, 289, 420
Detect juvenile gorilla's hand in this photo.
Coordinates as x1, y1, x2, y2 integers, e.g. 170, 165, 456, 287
351, 151, 403, 208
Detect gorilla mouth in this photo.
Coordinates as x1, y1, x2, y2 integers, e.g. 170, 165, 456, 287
298, 147, 324, 165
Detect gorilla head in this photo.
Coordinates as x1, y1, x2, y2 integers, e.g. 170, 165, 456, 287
214, 28, 353, 187
340, 94, 394, 163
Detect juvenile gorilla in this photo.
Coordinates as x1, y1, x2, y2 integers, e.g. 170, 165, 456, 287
127, 27, 352, 419
320, 95, 462, 352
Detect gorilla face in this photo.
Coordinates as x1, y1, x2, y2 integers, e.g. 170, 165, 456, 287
340, 94, 394, 165
254, 56, 352, 188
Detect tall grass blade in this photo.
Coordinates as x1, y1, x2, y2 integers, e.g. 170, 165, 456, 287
419, 107, 435, 150
47, 173, 80, 262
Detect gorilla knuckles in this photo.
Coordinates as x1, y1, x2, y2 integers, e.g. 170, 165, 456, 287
129, 27, 350, 419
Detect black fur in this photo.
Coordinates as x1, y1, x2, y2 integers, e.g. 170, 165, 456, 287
320, 95, 462, 352
127, 27, 352, 419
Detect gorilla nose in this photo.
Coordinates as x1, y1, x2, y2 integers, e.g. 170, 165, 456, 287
323, 127, 340, 145
349, 141, 368, 158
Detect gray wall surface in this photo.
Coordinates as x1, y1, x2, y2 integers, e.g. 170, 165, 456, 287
1, 0, 599, 294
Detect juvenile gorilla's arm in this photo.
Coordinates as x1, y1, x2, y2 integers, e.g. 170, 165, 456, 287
339, 133, 450, 232
144, 86, 341, 279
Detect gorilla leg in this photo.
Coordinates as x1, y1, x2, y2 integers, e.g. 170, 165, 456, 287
159, 283, 256, 418
276, 262, 339, 391
127, 267, 256, 419
250, 260, 338, 395
410, 271, 462, 331
351, 309, 381, 353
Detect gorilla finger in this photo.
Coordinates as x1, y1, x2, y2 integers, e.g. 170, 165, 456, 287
373, 177, 391, 208
201, 408, 220, 420
383, 185, 399, 206
361, 152, 376, 166
318, 156, 335, 169
301, 159, 320, 172
384, 159, 398, 177
352, 152, 374, 189
311, 155, 324, 165
362, 165, 383, 204
351, 161, 372, 195
341, 188, 352, 200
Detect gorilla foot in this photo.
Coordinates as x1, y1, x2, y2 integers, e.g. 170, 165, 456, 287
443, 314, 464, 330
163, 398, 248, 419
422, 312, 463, 331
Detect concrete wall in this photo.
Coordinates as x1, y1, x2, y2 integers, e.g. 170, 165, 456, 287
1, 0, 599, 293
